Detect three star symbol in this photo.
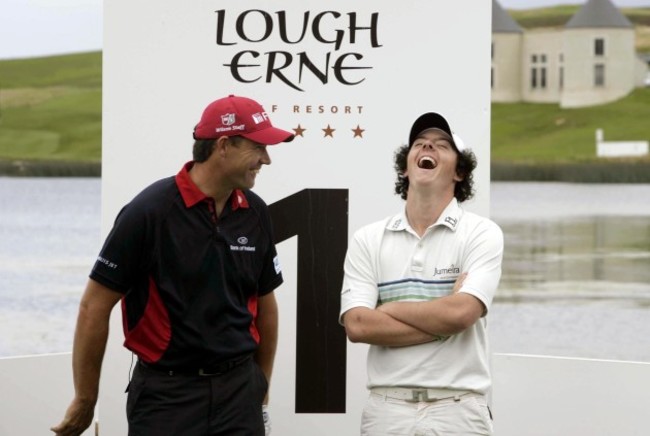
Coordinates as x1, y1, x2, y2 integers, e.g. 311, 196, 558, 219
291, 124, 365, 139
293, 124, 306, 137
322, 124, 335, 138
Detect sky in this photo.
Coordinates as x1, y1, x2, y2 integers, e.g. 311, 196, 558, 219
1, 0, 649, 60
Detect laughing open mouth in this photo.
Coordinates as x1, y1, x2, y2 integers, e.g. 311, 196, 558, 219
418, 156, 436, 170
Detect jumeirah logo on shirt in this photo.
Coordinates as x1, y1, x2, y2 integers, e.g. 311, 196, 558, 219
432, 264, 460, 277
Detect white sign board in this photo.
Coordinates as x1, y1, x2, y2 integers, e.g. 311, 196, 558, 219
102, 1, 491, 434
492, 354, 650, 436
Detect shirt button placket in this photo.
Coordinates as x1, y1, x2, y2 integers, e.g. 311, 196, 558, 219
411, 240, 425, 272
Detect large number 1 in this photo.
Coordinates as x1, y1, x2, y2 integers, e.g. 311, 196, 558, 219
269, 189, 348, 413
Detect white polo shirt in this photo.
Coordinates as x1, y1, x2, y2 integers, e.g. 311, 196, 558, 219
340, 198, 503, 394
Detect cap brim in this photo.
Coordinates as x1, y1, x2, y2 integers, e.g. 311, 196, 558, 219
242, 127, 294, 145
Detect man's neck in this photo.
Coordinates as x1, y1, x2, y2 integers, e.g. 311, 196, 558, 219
405, 189, 454, 237
189, 161, 232, 216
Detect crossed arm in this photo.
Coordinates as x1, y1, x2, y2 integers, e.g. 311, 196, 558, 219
342, 274, 485, 347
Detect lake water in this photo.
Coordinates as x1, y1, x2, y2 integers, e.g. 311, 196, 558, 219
489, 182, 650, 363
0, 178, 101, 357
1, 179, 649, 362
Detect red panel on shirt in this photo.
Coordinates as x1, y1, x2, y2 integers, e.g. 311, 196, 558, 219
122, 277, 172, 363
247, 295, 260, 344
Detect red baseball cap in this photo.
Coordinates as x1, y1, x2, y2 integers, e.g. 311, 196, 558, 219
193, 95, 294, 144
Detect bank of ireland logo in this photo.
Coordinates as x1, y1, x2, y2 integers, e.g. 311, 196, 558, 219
231, 236, 256, 252
221, 113, 236, 126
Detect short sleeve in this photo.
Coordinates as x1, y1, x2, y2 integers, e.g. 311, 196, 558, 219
458, 219, 504, 314
339, 225, 382, 324
90, 201, 150, 293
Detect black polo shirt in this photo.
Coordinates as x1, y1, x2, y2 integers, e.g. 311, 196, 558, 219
90, 162, 283, 368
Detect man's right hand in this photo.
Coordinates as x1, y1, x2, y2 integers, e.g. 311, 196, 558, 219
50, 397, 95, 436
452, 272, 468, 294
51, 280, 121, 435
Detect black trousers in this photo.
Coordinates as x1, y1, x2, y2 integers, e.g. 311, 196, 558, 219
126, 358, 268, 435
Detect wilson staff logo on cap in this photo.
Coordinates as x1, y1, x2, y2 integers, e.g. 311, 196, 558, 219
221, 113, 236, 126
193, 95, 294, 145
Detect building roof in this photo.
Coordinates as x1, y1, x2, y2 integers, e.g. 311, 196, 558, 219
492, 0, 523, 33
566, 0, 633, 29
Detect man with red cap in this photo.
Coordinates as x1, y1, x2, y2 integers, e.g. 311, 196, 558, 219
340, 112, 503, 435
52, 95, 294, 436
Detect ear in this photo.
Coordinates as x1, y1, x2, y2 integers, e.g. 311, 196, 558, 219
214, 136, 229, 157
454, 157, 465, 183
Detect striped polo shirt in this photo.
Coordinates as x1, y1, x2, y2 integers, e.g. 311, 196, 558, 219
340, 198, 503, 393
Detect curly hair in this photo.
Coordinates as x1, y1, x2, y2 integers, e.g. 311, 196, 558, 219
393, 144, 477, 202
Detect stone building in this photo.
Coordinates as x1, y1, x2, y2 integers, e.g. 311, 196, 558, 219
491, 0, 649, 107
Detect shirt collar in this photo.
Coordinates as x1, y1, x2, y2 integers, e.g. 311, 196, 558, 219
386, 198, 462, 233
175, 161, 249, 210
436, 198, 462, 231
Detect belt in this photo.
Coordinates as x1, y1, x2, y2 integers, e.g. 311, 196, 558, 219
371, 387, 478, 403
138, 354, 252, 377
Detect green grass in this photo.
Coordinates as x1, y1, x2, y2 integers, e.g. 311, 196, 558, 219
622, 7, 650, 27
509, 5, 581, 28
1, 14, 650, 180
510, 6, 650, 52
0, 51, 102, 162
0, 51, 101, 88
491, 88, 650, 164
509, 5, 650, 28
